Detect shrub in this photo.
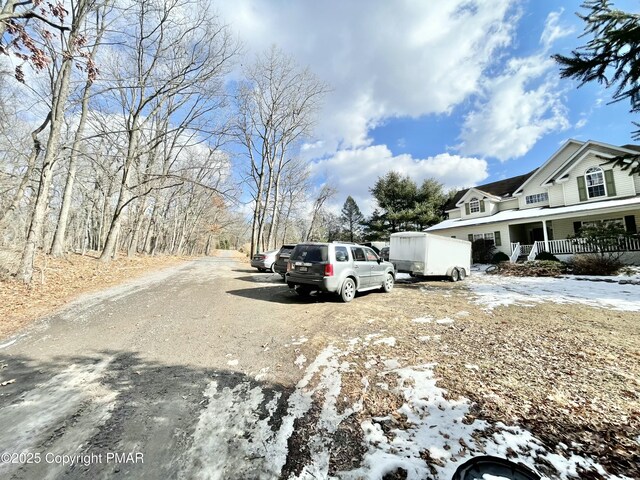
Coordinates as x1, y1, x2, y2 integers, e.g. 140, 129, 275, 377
491, 251, 510, 263
472, 239, 495, 264
570, 254, 623, 276
535, 251, 560, 262
487, 260, 569, 277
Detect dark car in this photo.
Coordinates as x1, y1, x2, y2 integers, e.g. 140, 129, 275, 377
273, 244, 297, 278
379, 246, 390, 261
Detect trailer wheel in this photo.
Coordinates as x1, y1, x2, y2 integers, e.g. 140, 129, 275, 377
458, 268, 466, 281
450, 268, 460, 282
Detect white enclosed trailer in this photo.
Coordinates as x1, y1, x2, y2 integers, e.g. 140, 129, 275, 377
390, 232, 471, 281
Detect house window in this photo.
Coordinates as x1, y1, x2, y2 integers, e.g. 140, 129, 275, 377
525, 192, 549, 204
473, 233, 494, 242
583, 218, 624, 229
585, 167, 606, 198
469, 198, 480, 213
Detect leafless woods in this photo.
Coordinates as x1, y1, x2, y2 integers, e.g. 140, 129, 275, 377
0, 0, 330, 282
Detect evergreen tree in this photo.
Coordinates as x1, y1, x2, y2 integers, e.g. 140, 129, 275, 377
553, 0, 640, 174
365, 172, 446, 236
340, 196, 365, 242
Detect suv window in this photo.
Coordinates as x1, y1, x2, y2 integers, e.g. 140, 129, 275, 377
364, 248, 378, 261
279, 245, 295, 256
351, 247, 366, 262
335, 246, 349, 262
290, 245, 328, 263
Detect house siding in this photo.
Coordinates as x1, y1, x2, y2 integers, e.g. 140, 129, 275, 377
460, 198, 495, 220
518, 191, 550, 210
635, 173, 640, 195
563, 154, 636, 205
447, 209, 461, 219
430, 223, 512, 255
499, 199, 519, 211
548, 185, 564, 207
551, 210, 640, 240
517, 141, 583, 199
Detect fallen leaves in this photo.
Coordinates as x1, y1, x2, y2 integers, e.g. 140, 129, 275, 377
0, 252, 188, 339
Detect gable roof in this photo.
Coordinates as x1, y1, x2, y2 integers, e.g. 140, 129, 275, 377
539, 140, 640, 186
512, 139, 585, 195
444, 169, 537, 211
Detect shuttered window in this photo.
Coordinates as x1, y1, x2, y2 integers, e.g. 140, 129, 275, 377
585, 167, 606, 198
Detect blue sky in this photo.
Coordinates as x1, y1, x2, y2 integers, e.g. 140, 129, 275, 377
217, 0, 638, 214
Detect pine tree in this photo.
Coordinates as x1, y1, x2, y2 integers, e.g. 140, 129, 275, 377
553, 0, 640, 174
340, 196, 365, 242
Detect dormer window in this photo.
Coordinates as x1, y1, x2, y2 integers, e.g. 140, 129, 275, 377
585, 167, 605, 198
469, 197, 480, 213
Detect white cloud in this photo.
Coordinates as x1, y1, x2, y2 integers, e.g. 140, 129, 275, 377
458, 55, 569, 161
457, 8, 576, 163
217, 0, 518, 152
540, 9, 575, 49
311, 145, 488, 215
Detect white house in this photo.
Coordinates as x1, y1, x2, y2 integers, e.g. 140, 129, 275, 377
427, 139, 640, 263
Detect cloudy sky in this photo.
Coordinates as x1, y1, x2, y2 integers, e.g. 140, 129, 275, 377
217, 0, 637, 214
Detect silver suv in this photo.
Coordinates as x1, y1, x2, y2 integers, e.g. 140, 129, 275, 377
285, 242, 396, 302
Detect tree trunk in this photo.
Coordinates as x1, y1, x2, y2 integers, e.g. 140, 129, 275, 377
0, 115, 50, 230
16, 1, 88, 282
99, 125, 138, 262
50, 41, 99, 256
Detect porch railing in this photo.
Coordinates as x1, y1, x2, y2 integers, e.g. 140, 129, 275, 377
520, 244, 533, 256
519, 235, 640, 257
509, 242, 520, 263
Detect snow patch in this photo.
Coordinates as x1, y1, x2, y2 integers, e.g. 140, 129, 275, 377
340, 363, 629, 480
382, 359, 401, 370
412, 316, 433, 324
470, 273, 640, 312
373, 337, 396, 347
436, 317, 455, 325
294, 354, 307, 369
227, 359, 239, 366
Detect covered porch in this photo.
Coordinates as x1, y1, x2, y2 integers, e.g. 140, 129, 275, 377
508, 212, 640, 262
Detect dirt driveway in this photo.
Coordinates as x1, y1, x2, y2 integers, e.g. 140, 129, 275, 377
0, 256, 638, 479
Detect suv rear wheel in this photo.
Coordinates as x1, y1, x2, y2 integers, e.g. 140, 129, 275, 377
340, 278, 356, 303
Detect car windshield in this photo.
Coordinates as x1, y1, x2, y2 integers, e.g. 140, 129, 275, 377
290, 245, 328, 263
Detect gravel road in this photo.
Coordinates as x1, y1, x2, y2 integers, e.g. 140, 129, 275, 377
0, 256, 341, 479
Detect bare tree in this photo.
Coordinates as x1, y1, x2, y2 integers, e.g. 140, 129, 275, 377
236, 46, 328, 256
49, 0, 112, 257
16, 0, 92, 283
306, 185, 336, 241
96, 0, 237, 262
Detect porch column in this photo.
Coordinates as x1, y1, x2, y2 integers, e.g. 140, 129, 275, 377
542, 219, 549, 251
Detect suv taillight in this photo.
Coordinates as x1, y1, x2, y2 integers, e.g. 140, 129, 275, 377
287, 261, 292, 272
324, 263, 334, 277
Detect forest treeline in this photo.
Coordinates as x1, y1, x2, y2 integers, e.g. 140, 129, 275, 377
0, 0, 341, 283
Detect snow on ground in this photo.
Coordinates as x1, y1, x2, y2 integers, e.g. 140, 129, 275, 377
469, 272, 640, 312
373, 337, 396, 347
294, 354, 307, 369
342, 361, 630, 480
436, 317, 455, 325
182, 338, 628, 480
412, 316, 432, 324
